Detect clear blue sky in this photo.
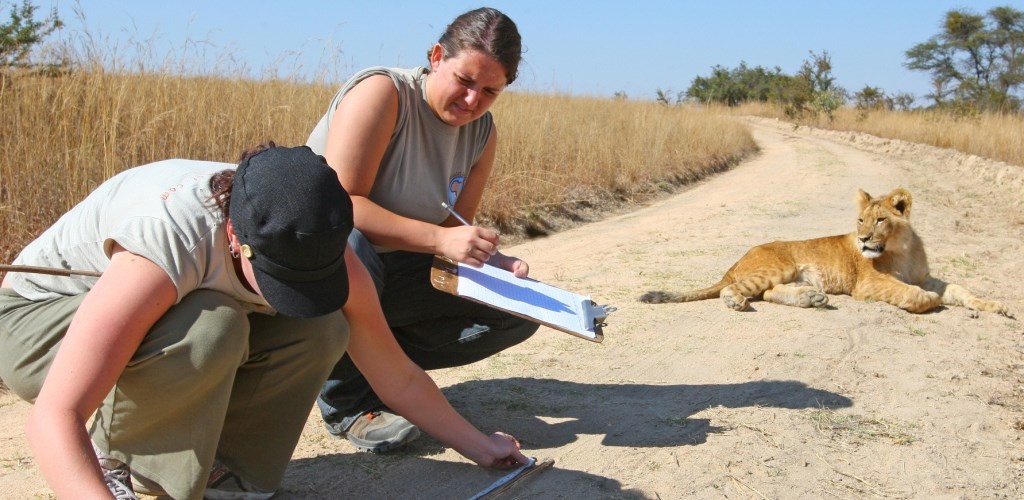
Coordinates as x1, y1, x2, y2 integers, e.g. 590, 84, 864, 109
45, 0, 1006, 102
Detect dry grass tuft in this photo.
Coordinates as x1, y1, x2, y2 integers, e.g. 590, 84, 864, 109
808, 408, 918, 445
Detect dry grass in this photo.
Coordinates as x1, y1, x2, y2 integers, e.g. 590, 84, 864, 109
0, 66, 335, 265
734, 101, 1024, 168
487, 94, 757, 234
6, 52, 1023, 272
0, 66, 757, 266
808, 408, 918, 445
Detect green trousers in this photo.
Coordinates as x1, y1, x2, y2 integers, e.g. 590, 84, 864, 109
0, 288, 349, 500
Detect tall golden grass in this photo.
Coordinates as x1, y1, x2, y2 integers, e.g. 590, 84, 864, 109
734, 101, 1024, 168
0, 67, 337, 265
7, 39, 1024, 272
0, 65, 756, 266
487, 93, 756, 232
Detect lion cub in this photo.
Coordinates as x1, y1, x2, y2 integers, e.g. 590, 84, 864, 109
640, 188, 1012, 317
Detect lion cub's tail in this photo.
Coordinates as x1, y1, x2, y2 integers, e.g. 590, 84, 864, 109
639, 279, 730, 304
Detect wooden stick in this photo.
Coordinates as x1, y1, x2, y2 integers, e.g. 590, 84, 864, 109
0, 264, 102, 278
474, 458, 555, 499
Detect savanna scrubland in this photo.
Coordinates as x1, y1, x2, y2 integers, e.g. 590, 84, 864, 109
4, 65, 1024, 265
2, 11, 1024, 496
3, 80, 1023, 497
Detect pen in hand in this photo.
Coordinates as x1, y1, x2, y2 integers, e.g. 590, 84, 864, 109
441, 201, 472, 226
441, 202, 527, 277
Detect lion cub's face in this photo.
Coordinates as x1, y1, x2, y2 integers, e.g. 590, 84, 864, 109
854, 188, 912, 259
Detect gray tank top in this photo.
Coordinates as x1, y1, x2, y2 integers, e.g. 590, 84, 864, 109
307, 67, 493, 231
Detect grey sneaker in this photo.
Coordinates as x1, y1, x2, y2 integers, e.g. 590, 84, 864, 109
326, 408, 420, 453
205, 461, 275, 499
93, 443, 138, 500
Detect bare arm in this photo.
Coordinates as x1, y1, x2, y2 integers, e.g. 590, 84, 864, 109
446, 128, 529, 277
25, 245, 177, 498
322, 76, 528, 275
340, 248, 528, 468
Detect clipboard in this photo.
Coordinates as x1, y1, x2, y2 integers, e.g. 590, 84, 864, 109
430, 256, 611, 343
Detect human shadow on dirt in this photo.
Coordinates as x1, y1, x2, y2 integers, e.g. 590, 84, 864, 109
281, 378, 848, 498
281, 453, 646, 499
443, 377, 852, 448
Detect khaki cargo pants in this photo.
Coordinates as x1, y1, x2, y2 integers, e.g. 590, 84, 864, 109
0, 288, 349, 500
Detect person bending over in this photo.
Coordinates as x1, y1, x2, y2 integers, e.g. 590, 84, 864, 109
0, 145, 527, 499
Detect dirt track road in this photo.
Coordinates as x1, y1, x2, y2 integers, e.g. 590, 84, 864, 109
2, 117, 1023, 498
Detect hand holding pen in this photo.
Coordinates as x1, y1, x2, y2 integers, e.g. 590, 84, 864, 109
442, 202, 530, 278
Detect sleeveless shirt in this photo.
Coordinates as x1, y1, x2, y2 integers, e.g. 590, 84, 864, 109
8, 159, 270, 313
306, 67, 493, 235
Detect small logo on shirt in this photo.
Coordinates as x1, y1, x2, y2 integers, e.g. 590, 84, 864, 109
160, 175, 204, 201
447, 175, 465, 206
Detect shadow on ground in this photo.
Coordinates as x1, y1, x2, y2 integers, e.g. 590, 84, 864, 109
282, 454, 647, 499
445, 377, 851, 448
281, 378, 849, 498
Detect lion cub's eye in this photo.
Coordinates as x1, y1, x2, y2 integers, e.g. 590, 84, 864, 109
875, 217, 886, 224
857, 219, 864, 224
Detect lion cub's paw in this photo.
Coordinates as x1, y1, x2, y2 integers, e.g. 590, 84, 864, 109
907, 290, 942, 313
988, 302, 1013, 319
987, 303, 1015, 319
964, 298, 1014, 319
799, 290, 829, 308
722, 294, 749, 311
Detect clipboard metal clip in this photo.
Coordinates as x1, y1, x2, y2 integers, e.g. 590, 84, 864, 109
586, 302, 616, 328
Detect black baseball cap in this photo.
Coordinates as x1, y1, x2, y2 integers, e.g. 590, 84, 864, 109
229, 146, 352, 318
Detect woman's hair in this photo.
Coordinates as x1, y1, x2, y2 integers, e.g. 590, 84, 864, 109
209, 140, 277, 218
432, 7, 522, 85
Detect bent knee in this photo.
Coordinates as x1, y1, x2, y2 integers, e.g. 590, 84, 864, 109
138, 290, 251, 368
474, 317, 539, 351
294, 311, 350, 368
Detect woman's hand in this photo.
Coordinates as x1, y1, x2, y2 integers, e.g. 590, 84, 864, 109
437, 225, 500, 267
488, 252, 530, 278
436, 226, 531, 278
345, 251, 531, 471
469, 432, 530, 469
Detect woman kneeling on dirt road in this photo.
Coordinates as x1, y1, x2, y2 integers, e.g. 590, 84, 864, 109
0, 144, 527, 499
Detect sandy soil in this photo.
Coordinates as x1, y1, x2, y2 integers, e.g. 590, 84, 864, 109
2, 117, 1023, 499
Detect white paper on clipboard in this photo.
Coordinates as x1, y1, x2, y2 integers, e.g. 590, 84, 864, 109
433, 258, 610, 342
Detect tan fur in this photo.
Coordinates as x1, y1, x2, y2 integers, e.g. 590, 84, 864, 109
640, 188, 1013, 317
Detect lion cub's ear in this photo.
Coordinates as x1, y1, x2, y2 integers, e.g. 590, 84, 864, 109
886, 188, 913, 218
856, 189, 873, 211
